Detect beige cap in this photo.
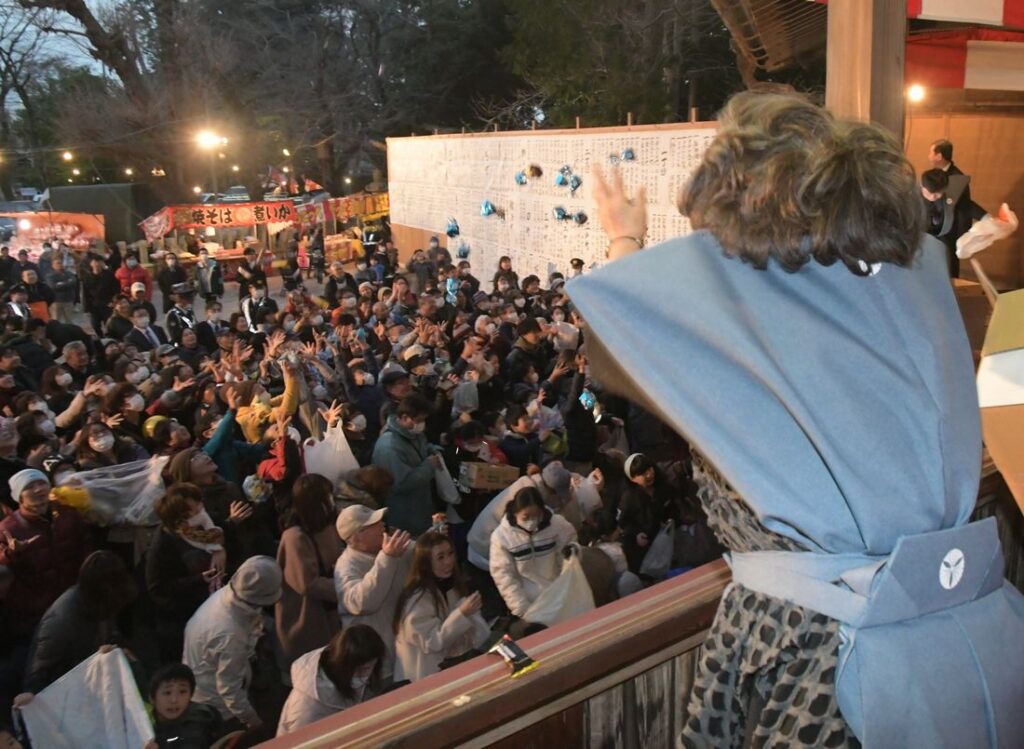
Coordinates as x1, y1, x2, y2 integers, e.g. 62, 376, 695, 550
336, 505, 387, 541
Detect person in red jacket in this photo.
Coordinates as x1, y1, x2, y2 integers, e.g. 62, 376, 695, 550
114, 251, 153, 299
0, 469, 92, 642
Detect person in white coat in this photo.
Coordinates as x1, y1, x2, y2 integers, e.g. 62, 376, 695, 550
393, 530, 490, 682
489, 486, 577, 619
276, 625, 386, 736
183, 555, 282, 732
333, 505, 412, 678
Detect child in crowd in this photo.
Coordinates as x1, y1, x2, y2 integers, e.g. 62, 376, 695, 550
146, 663, 223, 749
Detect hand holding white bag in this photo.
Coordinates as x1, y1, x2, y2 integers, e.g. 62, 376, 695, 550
521, 548, 596, 627
304, 423, 359, 485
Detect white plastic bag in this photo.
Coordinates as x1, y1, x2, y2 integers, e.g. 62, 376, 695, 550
21, 649, 154, 749
55, 456, 168, 526
304, 424, 359, 485
521, 551, 595, 626
639, 525, 674, 579
435, 462, 461, 505
956, 203, 1018, 259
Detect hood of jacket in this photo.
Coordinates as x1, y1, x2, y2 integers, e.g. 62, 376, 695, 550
289, 646, 349, 710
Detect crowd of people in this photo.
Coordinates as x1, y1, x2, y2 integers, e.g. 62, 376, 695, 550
0, 231, 721, 748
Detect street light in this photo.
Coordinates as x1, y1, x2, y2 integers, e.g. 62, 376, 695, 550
18, 219, 31, 231
72, 168, 81, 176
231, 165, 240, 172
196, 129, 226, 200
344, 177, 352, 185
124, 168, 133, 176
282, 148, 290, 157
193, 185, 202, 195
282, 166, 290, 173
62, 151, 73, 161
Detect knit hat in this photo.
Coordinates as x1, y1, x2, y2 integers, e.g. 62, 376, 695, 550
541, 462, 572, 498
228, 555, 282, 607
336, 504, 387, 541
9, 468, 49, 502
472, 291, 488, 305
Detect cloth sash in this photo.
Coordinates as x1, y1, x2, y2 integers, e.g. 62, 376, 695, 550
729, 517, 1024, 748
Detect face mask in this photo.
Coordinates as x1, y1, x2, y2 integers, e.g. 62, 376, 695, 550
283, 320, 296, 332
186, 509, 214, 529
349, 414, 367, 432
125, 393, 146, 412
552, 311, 565, 323
136, 316, 150, 328
167, 258, 177, 266
486, 323, 497, 335
514, 298, 526, 309
361, 373, 375, 387
55, 372, 73, 387
126, 258, 138, 268
498, 284, 509, 293
411, 421, 426, 434
519, 518, 539, 533
351, 676, 369, 690
344, 298, 357, 309
208, 313, 221, 323
128, 366, 150, 384
463, 442, 482, 453
312, 385, 328, 400
38, 419, 56, 436
505, 313, 518, 323
254, 290, 265, 299
356, 263, 367, 270
199, 255, 209, 263
89, 434, 115, 452
257, 391, 272, 406
311, 315, 324, 327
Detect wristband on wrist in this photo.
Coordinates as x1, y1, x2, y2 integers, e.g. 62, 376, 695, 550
609, 235, 645, 249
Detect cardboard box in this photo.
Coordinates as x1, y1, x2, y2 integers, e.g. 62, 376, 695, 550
459, 463, 521, 491
975, 279, 1024, 515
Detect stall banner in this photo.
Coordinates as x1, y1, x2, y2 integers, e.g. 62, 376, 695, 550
140, 201, 299, 237
296, 193, 390, 226
0, 211, 105, 259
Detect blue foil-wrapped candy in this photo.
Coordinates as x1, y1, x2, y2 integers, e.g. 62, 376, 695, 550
445, 218, 460, 238
622, 148, 636, 161
456, 242, 470, 259
569, 174, 583, 194
572, 211, 588, 225
554, 173, 568, 187
552, 206, 568, 221
514, 171, 528, 185
481, 200, 497, 217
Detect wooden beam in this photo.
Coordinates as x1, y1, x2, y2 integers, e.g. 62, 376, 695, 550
825, 0, 907, 136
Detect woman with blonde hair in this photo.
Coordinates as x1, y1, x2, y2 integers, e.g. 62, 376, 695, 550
572, 91, 1024, 748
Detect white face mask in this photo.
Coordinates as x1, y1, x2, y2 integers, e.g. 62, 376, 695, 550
497, 284, 509, 293
519, 518, 539, 533
128, 366, 150, 384
38, 419, 56, 436
514, 298, 526, 309
349, 414, 367, 432
283, 320, 296, 332
344, 297, 357, 309
351, 675, 369, 690
361, 373, 375, 387
256, 390, 272, 406
89, 434, 115, 452
312, 385, 328, 400
311, 315, 324, 327
126, 258, 138, 268
125, 393, 146, 412
136, 316, 150, 328
55, 372, 73, 388
186, 509, 214, 529
486, 323, 497, 335
411, 421, 426, 434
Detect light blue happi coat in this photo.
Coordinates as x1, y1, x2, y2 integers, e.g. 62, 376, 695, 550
567, 231, 1024, 748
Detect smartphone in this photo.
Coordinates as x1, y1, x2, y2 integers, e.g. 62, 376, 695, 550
579, 389, 596, 410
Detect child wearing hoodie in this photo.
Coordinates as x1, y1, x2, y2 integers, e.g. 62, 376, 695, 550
276, 625, 386, 736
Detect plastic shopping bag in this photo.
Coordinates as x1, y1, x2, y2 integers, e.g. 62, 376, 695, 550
639, 525, 674, 579
52, 456, 168, 526
20, 649, 154, 749
521, 551, 596, 627
435, 463, 461, 505
304, 424, 359, 485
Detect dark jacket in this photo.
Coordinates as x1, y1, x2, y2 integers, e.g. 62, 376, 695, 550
145, 528, 213, 632
80, 268, 120, 313
125, 324, 169, 352
153, 702, 223, 749
324, 273, 358, 308
0, 505, 93, 636
498, 431, 541, 474
23, 585, 122, 692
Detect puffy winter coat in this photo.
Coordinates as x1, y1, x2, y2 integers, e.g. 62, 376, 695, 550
277, 646, 366, 736
394, 587, 489, 682
489, 511, 576, 618
371, 416, 436, 535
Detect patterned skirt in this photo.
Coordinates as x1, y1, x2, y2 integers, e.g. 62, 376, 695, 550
679, 456, 861, 749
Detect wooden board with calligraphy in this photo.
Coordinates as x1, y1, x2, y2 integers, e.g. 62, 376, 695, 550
386, 124, 716, 283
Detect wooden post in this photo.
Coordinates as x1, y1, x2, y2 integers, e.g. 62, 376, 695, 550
627, 112, 634, 127
575, 116, 581, 129
494, 123, 499, 132
825, 0, 907, 136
